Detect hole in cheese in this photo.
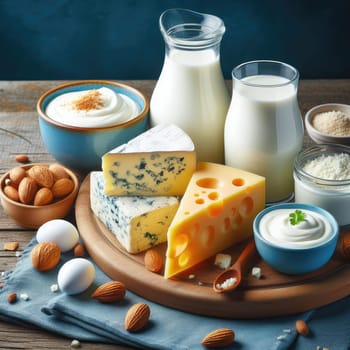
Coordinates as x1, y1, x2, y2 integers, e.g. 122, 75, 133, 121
239, 196, 254, 217
208, 191, 219, 200
232, 212, 243, 229
178, 251, 190, 267
195, 198, 205, 205
232, 178, 245, 186
223, 217, 231, 233
200, 225, 215, 246
196, 177, 221, 189
168, 233, 189, 258
191, 222, 201, 236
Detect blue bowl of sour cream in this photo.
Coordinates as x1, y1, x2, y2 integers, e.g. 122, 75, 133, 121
253, 203, 339, 274
37, 80, 149, 172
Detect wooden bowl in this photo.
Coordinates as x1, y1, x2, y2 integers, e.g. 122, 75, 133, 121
0, 163, 79, 229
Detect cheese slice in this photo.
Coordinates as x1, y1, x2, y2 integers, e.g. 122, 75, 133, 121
164, 162, 265, 278
90, 171, 179, 253
102, 124, 196, 196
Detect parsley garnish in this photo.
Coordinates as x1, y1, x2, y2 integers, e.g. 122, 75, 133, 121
289, 209, 306, 225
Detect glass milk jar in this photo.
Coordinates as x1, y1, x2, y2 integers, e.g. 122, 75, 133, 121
224, 60, 304, 204
150, 8, 230, 163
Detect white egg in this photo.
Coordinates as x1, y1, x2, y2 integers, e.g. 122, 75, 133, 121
36, 219, 79, 252
57, 258, 95, 295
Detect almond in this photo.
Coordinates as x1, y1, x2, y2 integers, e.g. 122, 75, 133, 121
52, 178, 74, 198
33, 187, 54, 206
201, 328, 235, 348
144, 248, 163, 273
91, 281, 126, 303
124, 303, 150, 332
3, 241, 19, 251
74, 243, 85, 257
31, 241, 61, 271
4, 185, 19, 202
7, 292, 17, 303
4, 178, 17, 188
49, 163, 69, 180
15, 154, 29, 163
28, 165, 54, 188
295, 319, 309, 336
9, 166, 26, 185
18, 176, 38, 204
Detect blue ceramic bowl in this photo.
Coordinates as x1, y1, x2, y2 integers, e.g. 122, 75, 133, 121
37, 80, 149, 172
253, 203, 339, 274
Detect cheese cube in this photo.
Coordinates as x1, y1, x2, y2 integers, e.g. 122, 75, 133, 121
90, 172, 179, 253
102, 124, 196, 196
214, 253, 232, 269
164, 162, 265, 278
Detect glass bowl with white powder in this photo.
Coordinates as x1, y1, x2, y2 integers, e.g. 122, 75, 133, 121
294, 144, 350, 227
305, 103, 350, 145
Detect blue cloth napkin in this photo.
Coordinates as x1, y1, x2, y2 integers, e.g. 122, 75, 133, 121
0, 237, 349, 349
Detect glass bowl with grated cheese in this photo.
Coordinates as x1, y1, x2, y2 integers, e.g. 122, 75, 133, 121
305, 103, 350, 145
294, 144, 350, 227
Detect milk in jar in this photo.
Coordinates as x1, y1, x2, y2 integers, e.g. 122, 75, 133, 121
150, 8, 229, 163
225, 61, 304, 204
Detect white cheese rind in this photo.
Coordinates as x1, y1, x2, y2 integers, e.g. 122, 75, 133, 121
90, 172, 179, 253
102, 124, 196, 196
110, 123, 195, 153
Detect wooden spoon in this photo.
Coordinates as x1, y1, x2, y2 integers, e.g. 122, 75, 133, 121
213, 240, 257, 293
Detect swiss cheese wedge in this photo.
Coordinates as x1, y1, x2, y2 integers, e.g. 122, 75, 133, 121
164, 162, 265, 279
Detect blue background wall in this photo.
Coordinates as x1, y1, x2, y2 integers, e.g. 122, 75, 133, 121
0, 0, 349, 80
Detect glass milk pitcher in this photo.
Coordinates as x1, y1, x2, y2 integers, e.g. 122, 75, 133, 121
150, 8, 230, 163
224, 60, 304, 204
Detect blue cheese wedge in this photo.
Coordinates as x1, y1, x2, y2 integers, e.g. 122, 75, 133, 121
102, 124, 196, 196
90, 172, 179, 253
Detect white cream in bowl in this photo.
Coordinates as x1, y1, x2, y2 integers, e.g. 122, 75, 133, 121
45, 87, 140, 128
259, 209, 333, 249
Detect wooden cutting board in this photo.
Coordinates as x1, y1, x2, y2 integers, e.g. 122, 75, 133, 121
75, 174, 350, 319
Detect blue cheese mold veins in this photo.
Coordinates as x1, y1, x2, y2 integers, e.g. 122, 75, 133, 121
90, 171, 179, 253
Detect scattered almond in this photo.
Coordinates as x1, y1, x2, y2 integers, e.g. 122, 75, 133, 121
18, 176, 38, 204
91, 281, 126, 303
15, 154, 29, 163
3, 241, 19, 251
34, 187, 54, 206
7, 292, 17, 303
28, 165, 54, 188
295, 319, 309, 336
9, 166, 26, 185
31, 241, 61, 271
74, 243, 85, 257
52, 178, 74, 198
124, 303, 150, 332
144, 248, 163, 273
201, 328, 235, 348
3, 185, 19, 202
49, 163, 69, 180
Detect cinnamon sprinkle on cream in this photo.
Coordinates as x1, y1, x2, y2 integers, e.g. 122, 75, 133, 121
70, 90, 104, 111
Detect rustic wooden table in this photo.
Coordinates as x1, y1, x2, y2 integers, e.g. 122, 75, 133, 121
0, 80, 349, 349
